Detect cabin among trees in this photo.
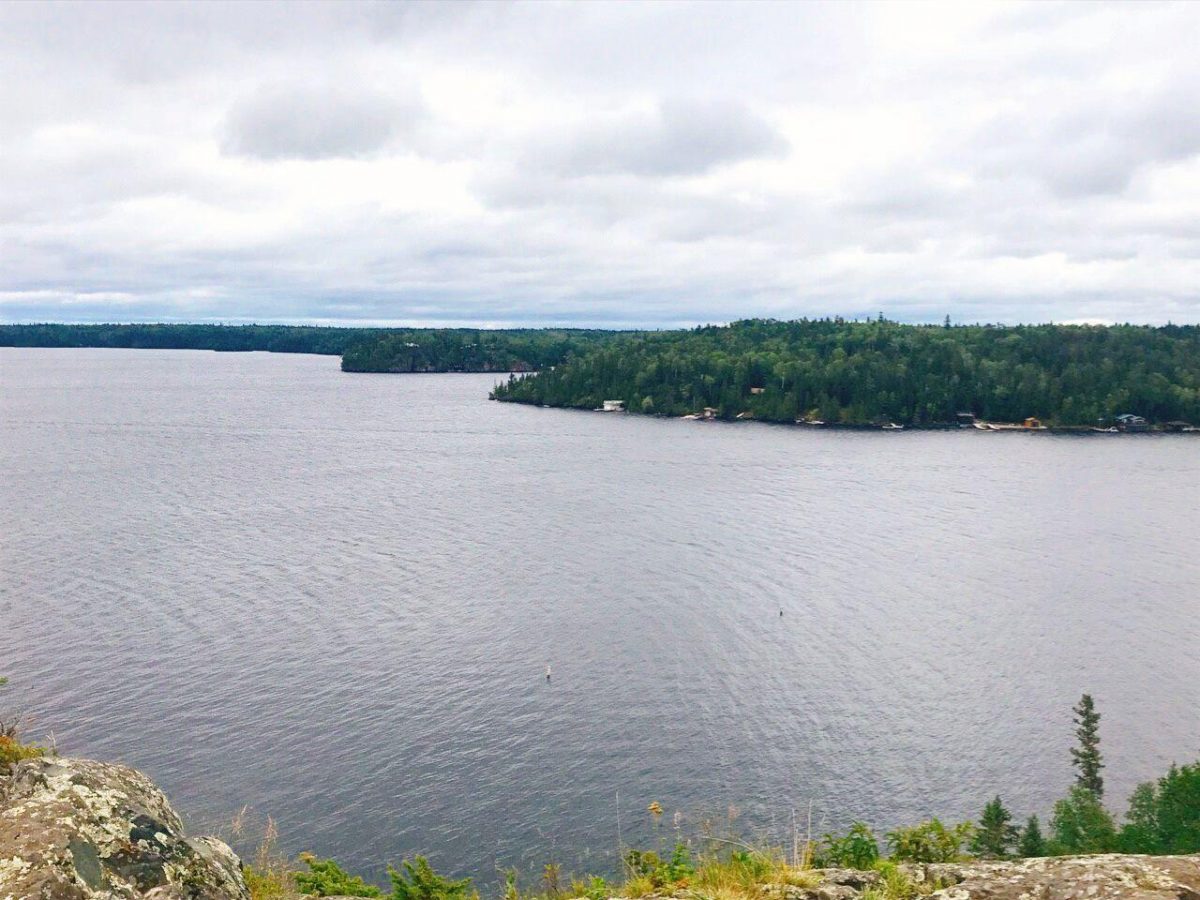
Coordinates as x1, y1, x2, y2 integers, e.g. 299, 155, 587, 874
1115, 413, 1149, 432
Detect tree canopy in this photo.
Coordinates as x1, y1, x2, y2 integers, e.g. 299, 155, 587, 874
339, 328, 624, 373
491, 319, 1200, 426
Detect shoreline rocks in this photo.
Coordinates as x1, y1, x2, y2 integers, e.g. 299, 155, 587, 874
762, 855, 1200, 899
4, 754, 1199, 899
1, 756, 248, 899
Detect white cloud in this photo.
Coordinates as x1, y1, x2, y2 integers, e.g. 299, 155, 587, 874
0, 0, 1198, 326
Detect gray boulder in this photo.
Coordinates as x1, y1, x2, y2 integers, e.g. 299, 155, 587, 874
683, 855, 1200, 900
923, 854, 1200, 899
0, 755, 249, 899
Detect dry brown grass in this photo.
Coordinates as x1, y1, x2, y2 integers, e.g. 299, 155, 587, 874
611, 845, 818, 900
691, 851, 818, 897
231, 814, 301, 900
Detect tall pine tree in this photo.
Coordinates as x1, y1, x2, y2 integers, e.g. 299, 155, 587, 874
1071, 694, 1104, 797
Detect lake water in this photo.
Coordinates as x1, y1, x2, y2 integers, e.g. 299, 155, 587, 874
2, 348, 1198, 886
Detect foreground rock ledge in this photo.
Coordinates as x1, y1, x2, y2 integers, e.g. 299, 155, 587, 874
1, 755, 248, 899
775, 855, 1200, 899
4, 756, 1199, 900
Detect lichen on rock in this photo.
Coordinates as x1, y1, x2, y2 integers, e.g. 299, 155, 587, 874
0, 755, 248, 899
755, 855, 1200, 900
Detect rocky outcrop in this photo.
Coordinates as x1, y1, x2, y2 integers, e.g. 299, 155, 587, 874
0, 756, 248, 899
767, 854, 1200, 899
921, 854, 1200, 899
4, 754, 1199, 900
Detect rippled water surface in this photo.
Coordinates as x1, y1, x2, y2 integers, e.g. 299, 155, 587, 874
2, 348, 1198, 884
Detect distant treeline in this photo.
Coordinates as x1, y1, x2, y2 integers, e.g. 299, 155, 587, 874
339, 329, 626, 373
0, 323, 622, 374
491, 319, 1200, 426
0, 323, 374, 355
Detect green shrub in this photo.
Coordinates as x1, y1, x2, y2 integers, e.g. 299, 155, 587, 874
863, 861, 917, 900
387, 856, 473, 900
1048, 785, 1116, 854
886, 819, 973, 863
568, 875, 609, 900
295, 855, 382, 897
622, 849, 661, 879
0, 735, 44, 766
664, 844, 695, 883
1118, 761, 1200, 854
541, 863, 562, 898
501, 869, 520, 900
623, 843, 694, 888
813, 822, 879, 870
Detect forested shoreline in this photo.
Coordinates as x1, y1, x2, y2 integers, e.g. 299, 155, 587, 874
7, 320, 1200, 427
491, 320, 1200, 427
0, 323, 621, 374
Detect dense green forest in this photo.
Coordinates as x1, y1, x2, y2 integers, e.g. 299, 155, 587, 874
0, 323, 376, 355
339, 329, 625, 373
0, 323, 620, 373
491, 319, 1200, 426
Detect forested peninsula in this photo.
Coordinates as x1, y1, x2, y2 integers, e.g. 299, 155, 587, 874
0, 323, 620, 373
491, 320, 1200, 427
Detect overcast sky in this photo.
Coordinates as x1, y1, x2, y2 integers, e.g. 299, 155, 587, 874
2, 1, 1199, 327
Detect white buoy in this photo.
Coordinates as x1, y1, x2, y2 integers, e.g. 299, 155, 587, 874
545, 664, 552, 681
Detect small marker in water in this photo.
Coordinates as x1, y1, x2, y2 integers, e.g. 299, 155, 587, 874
546, 665, 552, 681
779, 608, 783, 617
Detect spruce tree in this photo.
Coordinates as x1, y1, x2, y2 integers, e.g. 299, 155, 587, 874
1071, 694, 1104, 797
1050, 785, 1116, 853
970, 795, 1018, 858
1018, 815, 1046, 857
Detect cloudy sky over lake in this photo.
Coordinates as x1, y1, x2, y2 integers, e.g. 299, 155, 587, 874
2, 1, 1199, 327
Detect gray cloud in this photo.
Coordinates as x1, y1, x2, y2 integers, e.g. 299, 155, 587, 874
540, 98, 788, 177
1, 1, 1199, 327
221, 83, 421, 160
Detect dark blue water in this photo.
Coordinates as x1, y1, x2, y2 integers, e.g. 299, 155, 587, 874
2, 348, 1198, 886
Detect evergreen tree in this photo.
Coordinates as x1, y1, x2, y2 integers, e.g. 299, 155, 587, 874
970, 796, 1018, 858
1118, 761, 1200, 854
1151, 762, 1200, 853
1119, 782, 1161, 853
387, 857, 472, 900
1070, 694, 1104, 797
1018, 815, 1046, 857
1049, 785, 1116, 854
